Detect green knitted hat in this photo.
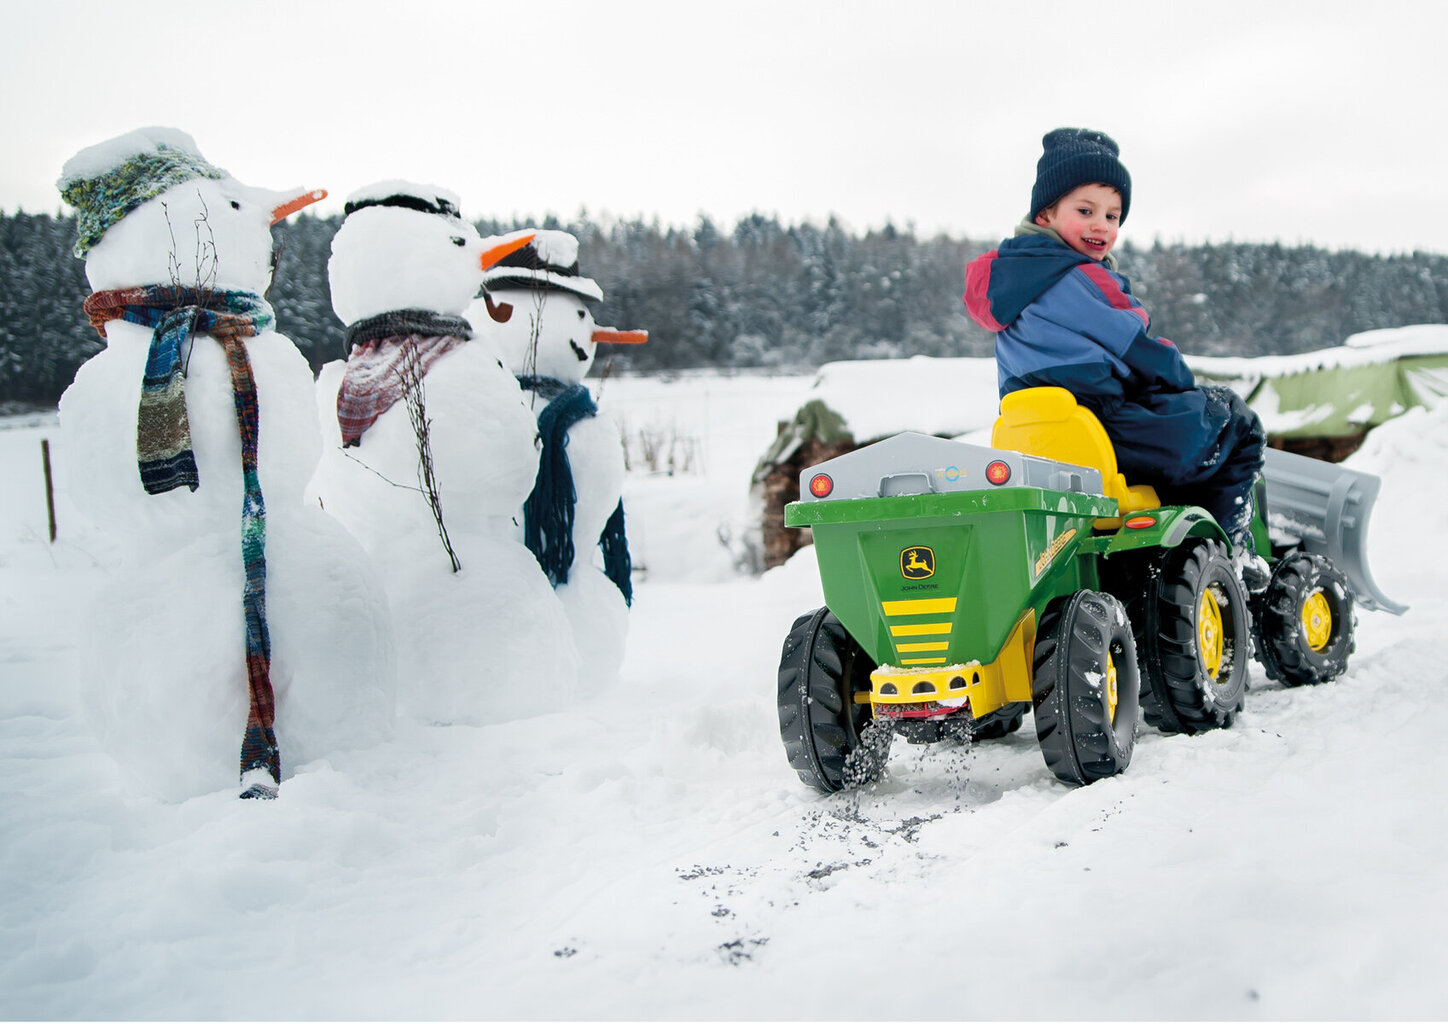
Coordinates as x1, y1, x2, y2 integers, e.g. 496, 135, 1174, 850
58, 128, 226, 258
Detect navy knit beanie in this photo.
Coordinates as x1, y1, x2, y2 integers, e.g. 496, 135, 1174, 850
1030, 127, 1132, 225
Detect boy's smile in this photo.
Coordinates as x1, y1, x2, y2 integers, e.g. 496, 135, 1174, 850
1034, 183, 1122, 261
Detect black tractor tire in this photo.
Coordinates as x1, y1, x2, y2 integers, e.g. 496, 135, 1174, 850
1253, 552, 1355, 686
1031, 590, 1139, 786
972, 702, 1028, 740
777, 607, 890, 792
1137, 539, 1250, 734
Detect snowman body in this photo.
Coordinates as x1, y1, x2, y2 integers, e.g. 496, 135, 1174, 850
547, 400, 631, 685
312, 187, 577, 724
59, 153, 395, 800
311, 341, 540, 552
465, 247, 633, 684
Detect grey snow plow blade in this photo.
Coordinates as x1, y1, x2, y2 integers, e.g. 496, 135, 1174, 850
1261, 447, 1407, 615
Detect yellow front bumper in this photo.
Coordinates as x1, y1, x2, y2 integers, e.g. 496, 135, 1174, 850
867, 610, 1036, 720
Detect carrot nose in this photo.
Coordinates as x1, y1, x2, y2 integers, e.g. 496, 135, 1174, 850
591, 329, 649, 345
270, 189, 327, 225
480, 232, 536, 270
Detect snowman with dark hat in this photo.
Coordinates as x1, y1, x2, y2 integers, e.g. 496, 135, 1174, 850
466, 229, 647, 684
57, 127, 396, 800
313, 185, 579, 724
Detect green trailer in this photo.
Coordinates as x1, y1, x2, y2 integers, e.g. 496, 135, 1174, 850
776, 388, 1403, 790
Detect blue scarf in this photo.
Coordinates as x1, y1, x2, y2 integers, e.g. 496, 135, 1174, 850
518, 376, 632, 606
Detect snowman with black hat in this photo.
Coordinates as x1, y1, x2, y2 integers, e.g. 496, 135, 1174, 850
465, 229, 647, 684
57, 127, 396, 800
313, 184, 579, 724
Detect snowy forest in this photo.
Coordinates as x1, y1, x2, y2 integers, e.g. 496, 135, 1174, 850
3, 207, 1447, 407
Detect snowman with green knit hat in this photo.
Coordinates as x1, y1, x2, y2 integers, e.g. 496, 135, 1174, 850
57, 127, 396, 801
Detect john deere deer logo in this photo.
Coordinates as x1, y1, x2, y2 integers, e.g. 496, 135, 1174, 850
901, 546, 935, 579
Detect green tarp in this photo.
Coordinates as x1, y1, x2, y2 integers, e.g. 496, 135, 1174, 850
1196, 353, 1448, 440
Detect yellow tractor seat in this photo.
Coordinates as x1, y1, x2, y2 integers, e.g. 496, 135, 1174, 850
990, 387, 1160, 528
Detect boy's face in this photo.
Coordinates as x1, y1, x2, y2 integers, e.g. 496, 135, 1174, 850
1035, 183, 1122, 261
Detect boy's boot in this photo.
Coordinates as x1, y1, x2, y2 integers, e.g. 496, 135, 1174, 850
1232, 536, 1270, 594
1227, 486, 1270, 594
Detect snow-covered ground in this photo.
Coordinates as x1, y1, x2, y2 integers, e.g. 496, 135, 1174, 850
3, 365, 1446, 1020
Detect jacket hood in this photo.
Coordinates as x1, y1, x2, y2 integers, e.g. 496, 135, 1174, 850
1012, 219, 1119, 272
964, 226, 1112, 331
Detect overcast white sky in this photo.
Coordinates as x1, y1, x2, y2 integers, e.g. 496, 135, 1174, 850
5, 0, 1446, 255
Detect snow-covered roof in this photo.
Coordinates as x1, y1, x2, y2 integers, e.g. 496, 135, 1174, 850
1188, 324, 1448, 380
1186, 325, 1448, 438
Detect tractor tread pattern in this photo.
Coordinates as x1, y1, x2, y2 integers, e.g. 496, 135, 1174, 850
1252, 551, 1356, 687
1142, 539, 1249, 734
776, 607, 888, 792
1032, 590, 1138, 786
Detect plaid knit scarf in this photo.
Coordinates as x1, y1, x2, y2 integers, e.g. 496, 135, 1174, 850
335, 309, 472, 446
85, 285, 282, 797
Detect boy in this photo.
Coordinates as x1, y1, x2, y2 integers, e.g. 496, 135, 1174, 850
964, 127, 1266, 573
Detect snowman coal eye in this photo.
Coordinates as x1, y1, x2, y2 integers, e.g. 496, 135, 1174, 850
577, 309, 586, 319
230, 200, 241, 210
450, 236, 466, 247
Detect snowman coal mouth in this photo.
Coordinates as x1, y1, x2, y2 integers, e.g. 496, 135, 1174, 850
570, 340, 589, 361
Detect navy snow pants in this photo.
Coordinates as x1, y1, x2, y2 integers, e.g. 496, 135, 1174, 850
1090, 384, 1266, 540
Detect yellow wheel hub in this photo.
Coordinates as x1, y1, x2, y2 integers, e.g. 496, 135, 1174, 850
1105, 649, 1119, 724
1198, 587, 1224, 680
1302, 590, 1333, 652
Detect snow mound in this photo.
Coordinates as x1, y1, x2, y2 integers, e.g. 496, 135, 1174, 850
808, 355, 1002, 441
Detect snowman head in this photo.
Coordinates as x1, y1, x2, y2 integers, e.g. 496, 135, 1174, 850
329, 181, 495, 326
483, 285, 599, 383
478, 229, 644, 384
59, 126, 325, 294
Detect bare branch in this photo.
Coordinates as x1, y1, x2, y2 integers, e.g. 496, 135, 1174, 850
162, 189, 219, 307
524, 290, 546, 410
337, 447, 423, 492
397, 340, 461, 573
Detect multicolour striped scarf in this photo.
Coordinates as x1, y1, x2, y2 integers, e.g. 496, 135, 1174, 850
85, 287, 274, 493
85, 285, 282, 797
335, 309, 471, 446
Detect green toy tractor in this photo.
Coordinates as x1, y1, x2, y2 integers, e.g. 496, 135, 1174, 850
776, 386, 1405, 790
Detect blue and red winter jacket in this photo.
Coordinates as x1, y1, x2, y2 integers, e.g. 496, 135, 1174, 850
963, 234, 1258, 496
964, 234, 1194, 401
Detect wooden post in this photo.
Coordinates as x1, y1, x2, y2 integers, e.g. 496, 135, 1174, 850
41, 438, 57, 543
